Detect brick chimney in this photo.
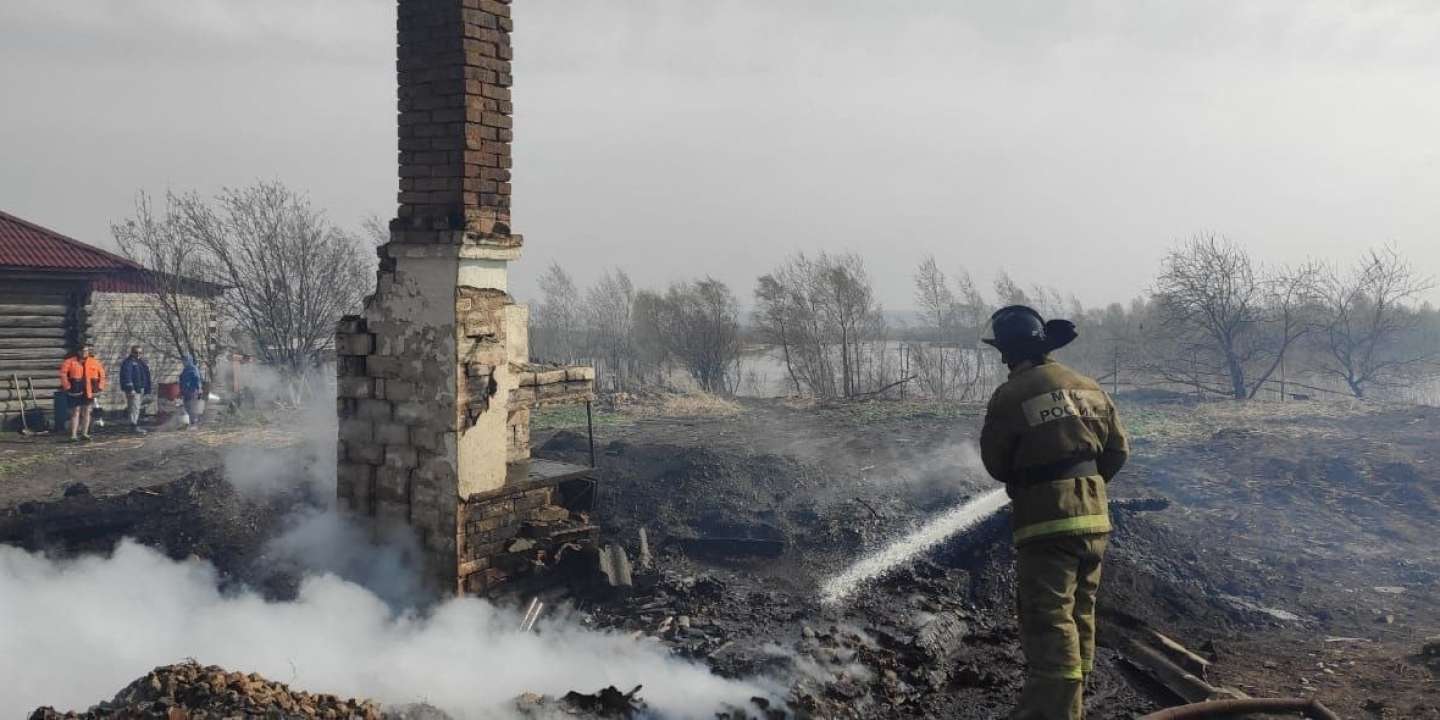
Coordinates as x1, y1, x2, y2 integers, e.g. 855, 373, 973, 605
335, 0, 594, 595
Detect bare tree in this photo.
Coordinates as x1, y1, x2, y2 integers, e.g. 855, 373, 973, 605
994, 270, 1030, 307
111, 191, 221, 376
1246, 262, 1322, 399
914, 256, 957, 337
360, 215, 389, 247
651, 278, 742, 395
1151, 235, 1265, 399
754, 273, 804, 394
627, 289, 669, 386
583, 269, 638, 391
533, 262, 582, 364
908, 256, 985, 400
752, 252, 890, 398
754, 255, 838, 397
1312, 247, 1435, 398
819, 254, 879, 397
175, 181, 370, 380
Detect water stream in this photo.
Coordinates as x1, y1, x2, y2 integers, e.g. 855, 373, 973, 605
818, 488, 1011, 604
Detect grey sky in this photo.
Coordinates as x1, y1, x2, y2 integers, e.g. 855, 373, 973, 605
3, 1, 1439, 311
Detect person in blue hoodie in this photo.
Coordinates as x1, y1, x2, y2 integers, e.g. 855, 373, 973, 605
179, 355, 204, 429
118, 345, 153, 434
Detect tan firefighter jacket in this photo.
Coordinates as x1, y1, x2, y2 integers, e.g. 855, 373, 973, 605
980, 357, 1129, 544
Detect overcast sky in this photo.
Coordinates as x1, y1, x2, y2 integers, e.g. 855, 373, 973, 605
3, 0, 1439, 311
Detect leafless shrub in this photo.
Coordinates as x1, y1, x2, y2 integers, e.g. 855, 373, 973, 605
1312, 246, 1435, 398
647, 278, 742, 395
111, 192, 222, 375
583, 269, 640, 391
753, 252, 892, 398
907, 256, 986, 401
174, 181, 371, 380
1148, 235, 1322, 399
531, 262, 582, 364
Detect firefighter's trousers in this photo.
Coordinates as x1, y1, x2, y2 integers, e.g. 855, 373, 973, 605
1010, 532, 1108, 720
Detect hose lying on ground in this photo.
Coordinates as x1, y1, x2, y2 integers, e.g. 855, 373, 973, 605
1138, 698, 1340, 720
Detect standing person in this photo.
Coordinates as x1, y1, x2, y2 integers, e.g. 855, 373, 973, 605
978, 306, 1129, 720
118, 345, 153, 434
179, 355, 204, 429
58, 344, 106, 442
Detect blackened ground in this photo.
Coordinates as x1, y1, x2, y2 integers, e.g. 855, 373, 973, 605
0, 469, 294, 587
0, 448, 328, 600
537, 396, 1440, 718
4, 396, 1438, 717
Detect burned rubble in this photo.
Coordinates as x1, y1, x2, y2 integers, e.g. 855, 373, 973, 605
28, 662, 383, 720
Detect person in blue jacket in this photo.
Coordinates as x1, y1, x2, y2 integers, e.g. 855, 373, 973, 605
179, 355, 204, 429
118, 345, 153, 434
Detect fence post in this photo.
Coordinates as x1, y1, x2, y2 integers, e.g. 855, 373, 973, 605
1279, 355, 1287, 402
1112, 346, 1120, 396
900, 346, 908, 400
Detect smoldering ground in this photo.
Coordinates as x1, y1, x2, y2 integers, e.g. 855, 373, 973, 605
0, 369, 774, 718
0, 541, 768, 718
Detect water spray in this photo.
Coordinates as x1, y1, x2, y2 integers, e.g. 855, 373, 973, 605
819, 488, 1010, 604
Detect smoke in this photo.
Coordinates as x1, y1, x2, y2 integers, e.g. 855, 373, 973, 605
221, 362, 339, 502
0, 541, 765, 718
262, 508, 431, 610
0, 362, 773, 717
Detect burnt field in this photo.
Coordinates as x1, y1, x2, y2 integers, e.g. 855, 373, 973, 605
539, 396, 1440, 717
3, 395, 1439, 718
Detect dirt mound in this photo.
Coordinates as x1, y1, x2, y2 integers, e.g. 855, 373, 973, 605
29, 662, 382, 719
0, 469, 304, 593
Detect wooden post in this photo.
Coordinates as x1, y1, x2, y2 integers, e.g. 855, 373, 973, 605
1279, 355, 1287, 402
1112, 346, 1120, 396
900, 346, 908, 400
586, 399, 596, 468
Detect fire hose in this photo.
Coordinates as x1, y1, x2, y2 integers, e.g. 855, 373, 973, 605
1138, 697, 1339, 720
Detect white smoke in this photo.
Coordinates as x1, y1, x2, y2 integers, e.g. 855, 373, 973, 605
262, 508, 431, 610
0, 363, 772, 717
220, 363, 338, 502
0, 540, 767, 719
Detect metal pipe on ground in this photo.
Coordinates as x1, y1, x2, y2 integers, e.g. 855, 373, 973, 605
1138, 698, 1340, 720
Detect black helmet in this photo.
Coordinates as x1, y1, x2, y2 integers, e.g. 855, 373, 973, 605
983, 305, 1045, 351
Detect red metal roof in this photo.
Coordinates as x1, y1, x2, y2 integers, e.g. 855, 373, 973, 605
0, 209, 142, 272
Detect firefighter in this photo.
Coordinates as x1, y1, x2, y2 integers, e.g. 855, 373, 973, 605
978, 305, 1129, 720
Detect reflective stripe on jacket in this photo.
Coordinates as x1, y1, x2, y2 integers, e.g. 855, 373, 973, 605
59, 356, 107, 399
980, 358, 1128, 545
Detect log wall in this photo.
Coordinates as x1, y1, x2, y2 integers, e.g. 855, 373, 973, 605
0, 276, 82, 417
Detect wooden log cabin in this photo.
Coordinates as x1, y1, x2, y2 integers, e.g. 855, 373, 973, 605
0, 210, 221, 423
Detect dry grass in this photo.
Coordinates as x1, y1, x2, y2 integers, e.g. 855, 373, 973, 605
1123, 397, 1393, 447
532, 390, 743, 432
605, 390, 743, 418
0, 449, 45, 477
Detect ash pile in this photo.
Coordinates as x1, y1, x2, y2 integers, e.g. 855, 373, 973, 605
26, 662, 663, 720
28, 662, 382, 720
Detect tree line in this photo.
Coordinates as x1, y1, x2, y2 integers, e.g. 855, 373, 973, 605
538, 236, 1438, 403
530, 266, 743, 395
899, 236, 1438, 402
114, 183, 1437, 405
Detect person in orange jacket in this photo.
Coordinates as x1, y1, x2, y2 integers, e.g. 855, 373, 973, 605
59, 344, 106, 442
